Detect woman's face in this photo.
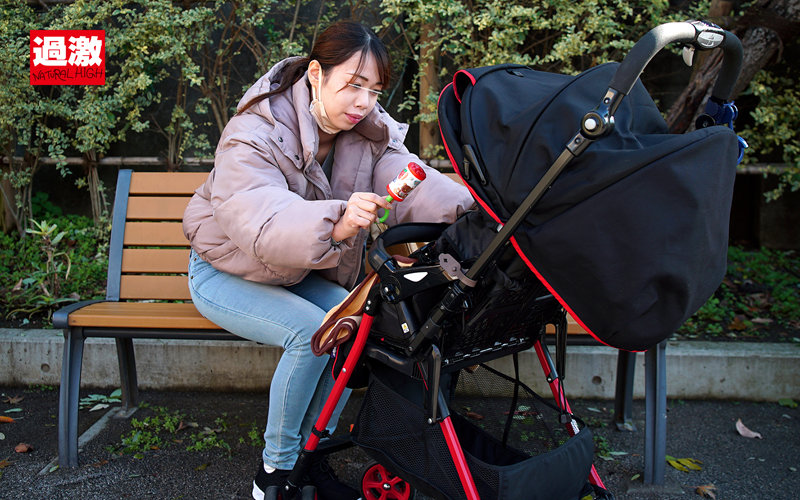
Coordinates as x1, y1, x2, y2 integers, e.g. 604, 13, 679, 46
309, 51, 383, 132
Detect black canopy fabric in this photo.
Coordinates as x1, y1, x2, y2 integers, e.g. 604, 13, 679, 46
438, 63, 739, 351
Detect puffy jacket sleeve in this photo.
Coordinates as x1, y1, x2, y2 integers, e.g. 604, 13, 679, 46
372, 143, 474, 225
210, 123, 353, 271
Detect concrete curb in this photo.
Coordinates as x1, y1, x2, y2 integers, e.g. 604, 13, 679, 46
2, 328, 799, 401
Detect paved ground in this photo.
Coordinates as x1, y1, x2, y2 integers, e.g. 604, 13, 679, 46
1, 384, 798, 499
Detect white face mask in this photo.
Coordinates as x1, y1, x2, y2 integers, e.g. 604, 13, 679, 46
309, 68, 341, 135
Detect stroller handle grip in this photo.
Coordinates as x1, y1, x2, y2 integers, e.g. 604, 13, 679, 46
609, 20, 743, 102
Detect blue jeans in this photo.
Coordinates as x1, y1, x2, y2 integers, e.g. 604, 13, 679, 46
188, 250, 351, 469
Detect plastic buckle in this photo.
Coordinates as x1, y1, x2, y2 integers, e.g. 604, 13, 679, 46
704, 99, 748, 164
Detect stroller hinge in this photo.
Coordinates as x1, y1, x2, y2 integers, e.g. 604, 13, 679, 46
581, 88, 621, 140
439, 253, 477, 287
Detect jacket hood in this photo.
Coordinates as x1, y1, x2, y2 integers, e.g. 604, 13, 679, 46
236, 57, 409, 169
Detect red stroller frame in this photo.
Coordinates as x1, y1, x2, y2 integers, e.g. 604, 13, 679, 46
270, 222, 609, 500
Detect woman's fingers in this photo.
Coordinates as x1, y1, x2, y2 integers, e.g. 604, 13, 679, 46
346, 192, 391, 227
352, 192, 391, 212
332, 192, 392, 242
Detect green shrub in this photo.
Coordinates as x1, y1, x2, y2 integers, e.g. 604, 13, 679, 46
0, 201, 108, 321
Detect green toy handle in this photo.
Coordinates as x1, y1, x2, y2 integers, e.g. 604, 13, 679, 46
377, 195, 394, 223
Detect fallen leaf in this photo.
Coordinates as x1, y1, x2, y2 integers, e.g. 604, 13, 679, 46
15, 443, 33, 453
735, 418, 763, 439
751, 317, 773, 325
195, 463, 209, 471
695, 483, 717, 499
0, 459, 13, 468
668, 459, 689, 472
465, 411, 484, 420
778, 398, 798, 409
0, 416, 14, 424
89, 403, 109, 412
678, 457, 703, 470
12, 278, 22, 291
0, 432, 5, 440
91, 459, 108, 468
4, 408, 22, 413
666, 456, 702, 472
2, 395, 24, 405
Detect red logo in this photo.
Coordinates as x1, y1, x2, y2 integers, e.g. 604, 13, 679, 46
30, 30, 105, 85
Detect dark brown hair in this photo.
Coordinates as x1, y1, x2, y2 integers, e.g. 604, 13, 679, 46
240, 21, 390, 114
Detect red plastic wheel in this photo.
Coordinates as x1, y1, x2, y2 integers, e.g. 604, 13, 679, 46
361, 462, 415, 500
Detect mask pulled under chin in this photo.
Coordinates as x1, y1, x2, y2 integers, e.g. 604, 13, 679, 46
309, 75, 341, 135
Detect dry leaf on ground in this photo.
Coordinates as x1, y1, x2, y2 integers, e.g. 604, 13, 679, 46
735, 418, 763, 439
0, 416, 14, 424
2, 395, 24, 405
695, 483, 717, 498
15, 443, 33, 453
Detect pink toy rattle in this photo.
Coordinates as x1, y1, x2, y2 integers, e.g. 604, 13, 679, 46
378, 162, 426, 223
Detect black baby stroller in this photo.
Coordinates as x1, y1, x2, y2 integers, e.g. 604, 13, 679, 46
268, 20, 745, 500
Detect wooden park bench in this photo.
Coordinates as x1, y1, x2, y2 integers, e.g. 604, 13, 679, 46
53, 169, 667, 484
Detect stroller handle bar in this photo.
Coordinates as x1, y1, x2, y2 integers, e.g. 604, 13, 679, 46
608, 20, 743, 103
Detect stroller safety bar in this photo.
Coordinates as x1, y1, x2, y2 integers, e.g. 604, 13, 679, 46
609, 20, 743, 102
367, 222, 449, 274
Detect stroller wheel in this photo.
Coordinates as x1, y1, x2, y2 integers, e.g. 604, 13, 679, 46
300, 485, 317, 500
264, 486, 280, 500
361, 462, 415, 500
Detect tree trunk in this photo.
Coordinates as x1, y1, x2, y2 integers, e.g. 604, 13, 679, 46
0, 170, 17, 233
666, 0, 800, 133
418, 22, 439, 159
86, 151, 107, 223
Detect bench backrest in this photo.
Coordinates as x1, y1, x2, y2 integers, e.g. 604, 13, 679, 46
107, 169, 208, 301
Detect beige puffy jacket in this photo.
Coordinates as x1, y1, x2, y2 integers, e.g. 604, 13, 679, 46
183, 58, 474, 289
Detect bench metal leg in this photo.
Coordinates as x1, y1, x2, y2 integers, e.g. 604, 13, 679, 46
58, 327, 85, 468
644, 340, 667, 485
614, 350, 637, 431
115, 338, 139, 410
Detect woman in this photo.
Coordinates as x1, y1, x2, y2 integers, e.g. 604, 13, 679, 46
183, 21, 473, 500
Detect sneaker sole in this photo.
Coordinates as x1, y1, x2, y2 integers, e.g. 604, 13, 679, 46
252, 480, 265, 500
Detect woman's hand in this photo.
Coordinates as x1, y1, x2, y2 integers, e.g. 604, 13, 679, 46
331, 192, 392, 242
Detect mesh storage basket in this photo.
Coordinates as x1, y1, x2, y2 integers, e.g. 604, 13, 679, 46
352, 363, 594, 499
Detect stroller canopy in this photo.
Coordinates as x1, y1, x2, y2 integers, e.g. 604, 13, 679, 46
438, 63, 739, 351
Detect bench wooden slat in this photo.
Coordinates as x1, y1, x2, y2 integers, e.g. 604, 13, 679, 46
130, 172, 207, 195
123, 222, 188, 246
545, 315, 587, 335
122, 248, 191, 273
68, 302, 221, 329
120, 275, 191, 300
127, 196, 192, 220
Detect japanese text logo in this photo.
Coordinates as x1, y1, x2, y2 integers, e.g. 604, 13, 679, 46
30, 30, 105, 85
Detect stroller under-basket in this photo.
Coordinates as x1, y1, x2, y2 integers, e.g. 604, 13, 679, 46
267, 20, 745, 500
